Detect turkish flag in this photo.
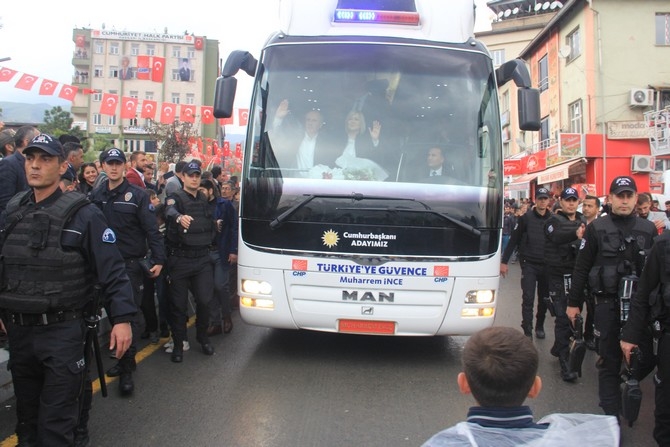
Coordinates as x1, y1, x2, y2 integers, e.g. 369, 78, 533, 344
195, 37, 204, 50
235, 142, 242, 158
160, 102, 177, 124
82, 88, 99, 95
121, 97, 138, 120
219, 116, 233, 126
75, 34, 86, 47
58, 84, 78, 101
137, 55, 150, 80
39, 79, 59, 96
141, 100, 157, 119
223, 141, 231, 157
180, 104, 196, 123
100, 93, 119, 116
238, 108, 249, 126
15, 73, 38, 91
0, 67, 18, 82
201, 106, 214, 124
151, 56, 165, 83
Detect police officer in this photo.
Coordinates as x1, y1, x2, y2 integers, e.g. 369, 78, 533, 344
165, 160, 216, 362
89, 148, 165, 394
0, 134, 135, 446
544, 187, 586, 382
620, 231, 670, 445
500, 187, 551, 338
567, 176, 656, 417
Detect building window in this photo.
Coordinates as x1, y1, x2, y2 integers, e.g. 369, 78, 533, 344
501, 90, 510, 113
129, 90, 139, 99
131, 44, 140, 56
171, 93, 180, 104
171, 69, 181, 82
146, 44, 155, 56
186, 93, 195, 105
108, 115, 117, 125
566, 28, 581, 63
145, 91, 154, 100
491, 49, 505, 67
187, 48, 195, 58
109, 66, 119, 78
538, 55, 548, 92
656, 13, 670, 45
569, 99, 583, 134
540, 116, 550, 143
95, 41, 103, 54
94, 65, 104, 77
110, 43, 119, 55
93, 114, 102, 125
172, 46, 181, 58
93, 92, 102, 102
503, 142, 510, 158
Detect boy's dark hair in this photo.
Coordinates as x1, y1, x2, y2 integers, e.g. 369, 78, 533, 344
211, 165, 222, 178
462, 327, 538, 407
63, 141, 83, 158
584, 195, 600, 207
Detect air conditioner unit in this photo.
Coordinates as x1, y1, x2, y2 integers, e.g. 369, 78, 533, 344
631, 155, 654, 172
630, 88, 654, 107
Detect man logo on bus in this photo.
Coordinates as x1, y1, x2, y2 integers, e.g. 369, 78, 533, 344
322, 229, 340, 248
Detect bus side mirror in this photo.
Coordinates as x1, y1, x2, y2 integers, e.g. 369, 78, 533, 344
518, 88, 540, 131
213, 76, 237, 119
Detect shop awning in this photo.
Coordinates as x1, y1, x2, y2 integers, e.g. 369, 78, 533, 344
509, 172, 539, 185
536, 159, 584, 185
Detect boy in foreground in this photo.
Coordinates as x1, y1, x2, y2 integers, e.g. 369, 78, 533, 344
421, 326, 619, 447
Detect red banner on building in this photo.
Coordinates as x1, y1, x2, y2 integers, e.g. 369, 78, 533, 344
160, 102, 177, 124
99, 93, 119, 116
180, 104, 196, 123
121, 97, 138, 120
38, 79, 58, 96
523, 151, 547, 173
151, 56, 165, 83
503, 159, 523, 176
75, 34, 86, 47
137, 55, 151, 80
195, 37, 204, 50
141, 100, 157, 119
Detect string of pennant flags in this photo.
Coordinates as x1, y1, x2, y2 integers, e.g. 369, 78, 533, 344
0, 66, 249, 127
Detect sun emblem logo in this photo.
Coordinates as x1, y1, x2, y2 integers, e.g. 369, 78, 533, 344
322, 229, 339, 248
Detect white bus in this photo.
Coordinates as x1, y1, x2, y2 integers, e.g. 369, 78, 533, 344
214, 0, 540, 336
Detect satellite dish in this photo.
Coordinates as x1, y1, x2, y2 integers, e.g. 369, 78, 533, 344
498, 10, 505, 19
559, 45, 572, 59
551, 1, 563, 9
513, 7, 519, 14
504, 9, 512, 17
542, 1, 551, 10
535, 2, 543, 11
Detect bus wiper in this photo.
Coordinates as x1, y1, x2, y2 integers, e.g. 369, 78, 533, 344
337, 206, 482, 236
270, 193, 378, 229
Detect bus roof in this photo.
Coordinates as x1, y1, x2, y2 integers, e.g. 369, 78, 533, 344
278, 0, 476, 44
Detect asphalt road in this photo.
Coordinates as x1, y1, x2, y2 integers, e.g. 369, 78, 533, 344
0, 262, 657, 446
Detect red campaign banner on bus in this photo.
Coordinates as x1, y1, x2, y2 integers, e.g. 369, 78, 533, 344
180, 104, 196, 123
0, 67, 18, 82
99, 93, 119, 116
121, 97, 138, 119
151, 56, 165, 83
136, 55, 151, 80
58, 85, 78, 102
503, 159, 523, 176
201, 106, 214, 124
39, 79, 58, 96
15, 73, 38, 91
141, 100, 157, 119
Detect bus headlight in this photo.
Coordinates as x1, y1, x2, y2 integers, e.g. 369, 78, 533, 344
465, 290, 495, 304
240, 297, 275, 309
461, 307, 495, 317
241, 279, 272, 295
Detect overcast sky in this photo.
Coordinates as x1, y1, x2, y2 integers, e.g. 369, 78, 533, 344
0, 0, 493, 112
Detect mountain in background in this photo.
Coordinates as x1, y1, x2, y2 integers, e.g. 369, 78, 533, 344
0, 101, 70, 124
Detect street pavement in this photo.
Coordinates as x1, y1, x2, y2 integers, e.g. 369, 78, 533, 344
0, 262, 657, 446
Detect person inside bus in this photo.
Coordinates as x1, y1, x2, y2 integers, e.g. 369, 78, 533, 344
421, 326, 619, 447
271, 99, 338, 175
418, 146, 449, 184
334, 110, 386, 174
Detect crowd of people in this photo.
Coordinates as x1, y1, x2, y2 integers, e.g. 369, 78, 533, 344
497, 180, 669, 446
0, 126, 239, 446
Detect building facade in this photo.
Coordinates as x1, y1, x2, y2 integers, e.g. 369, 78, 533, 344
70, 28, 220, 153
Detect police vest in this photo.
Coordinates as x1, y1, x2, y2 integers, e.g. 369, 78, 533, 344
588, 215, 655, 295
544, 212, 586, 273
519, 209, 549, 264
166, 189, 215, 248
0, 191, 92, 313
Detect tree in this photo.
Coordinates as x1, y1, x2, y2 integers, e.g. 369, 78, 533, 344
148, 121, 199, 163
41, 106, 85, 143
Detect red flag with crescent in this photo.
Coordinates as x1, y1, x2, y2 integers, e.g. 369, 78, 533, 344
39, 79, 59, 96
121, 97, 138, 120
219, 116, 233, 126
75, 34, 86, 47
58, 84, 78, 101
0, 67, 18, 82
99, 93, 119, 116
141, 100, 157, 119
195, 37, 204, 50
160, 102, 177, 124
201, 106, 214, 124
15, 73, 38, 91
151, 56, 165, 83
235, 142, 242, 158
180, 104, 196, 123
223, 141, 231, 157
238, 108, 249, 126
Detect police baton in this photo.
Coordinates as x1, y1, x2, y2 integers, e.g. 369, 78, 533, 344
568, 313, 586, 378
620, 346, 642, 427
84, 284, 107, 397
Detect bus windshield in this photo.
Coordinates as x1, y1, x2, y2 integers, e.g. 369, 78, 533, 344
242, 41, 502, 258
